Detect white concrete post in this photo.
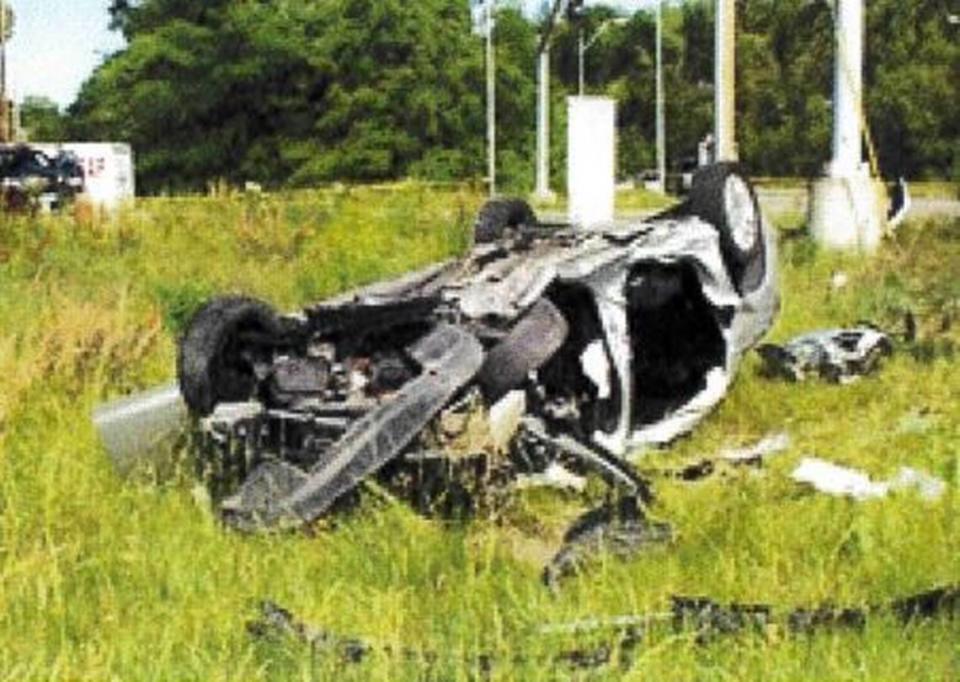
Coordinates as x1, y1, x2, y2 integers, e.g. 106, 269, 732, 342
567, 96, 616, 228
809, 0, 885, 251
535, 47, 553, 200
714, 0, 737, 162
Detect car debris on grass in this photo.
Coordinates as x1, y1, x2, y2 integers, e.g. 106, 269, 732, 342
248, 582, 960, 674
791, 457, 946, 501
756, 327, 893, 383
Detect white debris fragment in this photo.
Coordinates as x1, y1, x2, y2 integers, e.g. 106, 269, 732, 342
488, 390, 527, 453
791, 457, 946, 501
720, 432, 791, 464
792, 458, 889, 499
889, 467, 947, 501
831, 271, 849, 290
514, 462, 588, 493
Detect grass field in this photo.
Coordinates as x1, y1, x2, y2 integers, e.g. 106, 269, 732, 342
1, 186, 958, 679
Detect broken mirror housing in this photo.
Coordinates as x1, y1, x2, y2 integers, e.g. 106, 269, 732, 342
95, 163, 779, 530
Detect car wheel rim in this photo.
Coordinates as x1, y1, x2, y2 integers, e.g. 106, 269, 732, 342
724, 175, 759, 252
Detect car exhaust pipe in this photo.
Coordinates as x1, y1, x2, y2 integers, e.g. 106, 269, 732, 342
92, 382, 188, 475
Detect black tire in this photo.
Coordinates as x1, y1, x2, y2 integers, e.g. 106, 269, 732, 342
474, 198, 537, 244
477, 298, 569, 401
688, 163, 765, 293
177, 296, 281, 416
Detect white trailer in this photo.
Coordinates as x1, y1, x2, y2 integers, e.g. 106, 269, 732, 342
35, 142, 136, 210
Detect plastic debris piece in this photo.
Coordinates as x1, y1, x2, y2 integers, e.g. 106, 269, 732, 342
792, 458, 889, 499
889, 467, 946, 501
719, 432, 790, 464
791, 457, 946, 501
514, 462, 587, 492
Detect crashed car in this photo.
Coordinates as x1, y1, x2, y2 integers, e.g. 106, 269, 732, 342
0, 144, 85, 211
98, 163, 778, 529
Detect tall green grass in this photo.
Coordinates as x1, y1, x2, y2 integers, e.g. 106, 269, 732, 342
0, 188, 958, 679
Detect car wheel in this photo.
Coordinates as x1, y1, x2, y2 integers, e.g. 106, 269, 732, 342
689, 163, 765, 293
477, 298, 569, 401
178, 296, 281, 416
474, 198, 537, 244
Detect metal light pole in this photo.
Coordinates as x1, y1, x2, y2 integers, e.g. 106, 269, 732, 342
655, 0, 666, 193
535, 46, 552, 199
714, 0, 737, 162
578, 30, 585, 96
0, 0, 7, 143
485, 0, 496, 197
577, 18, 626, 97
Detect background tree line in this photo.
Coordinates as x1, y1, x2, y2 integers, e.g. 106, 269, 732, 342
21, 0, 960, 194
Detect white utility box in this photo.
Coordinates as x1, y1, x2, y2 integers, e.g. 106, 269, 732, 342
36, 142, 136, 209
567, 96, 616, 228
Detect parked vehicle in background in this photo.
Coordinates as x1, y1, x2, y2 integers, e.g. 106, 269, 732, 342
33, 143, 135, 210
0, 144, 85, 211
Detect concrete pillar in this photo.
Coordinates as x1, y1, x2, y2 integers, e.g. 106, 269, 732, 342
809, 0, 885, 251
567, 96, 616, 228
535, 48, 554, 200
714, 0, 737, 162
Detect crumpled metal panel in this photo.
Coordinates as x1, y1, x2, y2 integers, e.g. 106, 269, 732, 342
221, 323, 485, 529
757, 327, 892, 383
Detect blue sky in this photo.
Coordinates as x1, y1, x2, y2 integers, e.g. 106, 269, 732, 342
8, 0, 124, 107
9, 0, 659, 108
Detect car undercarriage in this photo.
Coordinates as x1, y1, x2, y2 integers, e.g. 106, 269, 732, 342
141, 163, 779, 531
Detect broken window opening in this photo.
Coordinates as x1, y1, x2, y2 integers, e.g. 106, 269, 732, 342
628, 262, 726, 428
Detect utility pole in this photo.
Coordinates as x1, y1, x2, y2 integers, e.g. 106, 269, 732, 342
655, 0, 665, 193
485, 0, 496, 197
577, 18, 626, 97
535, 47, 552, 199
534, 0, 567, 202
0, 0, 8, 143
714, 0, 737, 161
578, 30, 585, 96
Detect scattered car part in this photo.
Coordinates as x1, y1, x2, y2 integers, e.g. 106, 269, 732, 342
543, 497, 673, 589
717, 431, 790, 465
249, 599, 641, 673
791, 457, 946, 501
887, 177, 911, 230
92, 383, 187, 475
249, 583, 960, 673
756, 327, 893, 383
644, 431, 791, 482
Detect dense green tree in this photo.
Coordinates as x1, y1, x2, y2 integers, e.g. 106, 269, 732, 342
68, 0, 960, 193
74, 0, 537, 193
20, 96, 67, 142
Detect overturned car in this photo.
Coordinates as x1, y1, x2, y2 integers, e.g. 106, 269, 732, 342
100, 164, 778, 530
